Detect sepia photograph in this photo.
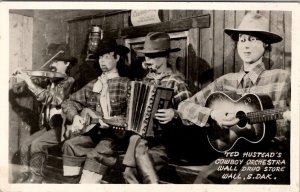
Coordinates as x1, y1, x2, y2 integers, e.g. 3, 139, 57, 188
1, 2, 299, 192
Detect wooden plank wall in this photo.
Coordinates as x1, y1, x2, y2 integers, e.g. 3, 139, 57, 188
9, 14, 35, 162
67, 10, 291, 93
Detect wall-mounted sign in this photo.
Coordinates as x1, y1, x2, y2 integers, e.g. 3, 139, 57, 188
131, 10, 161, 27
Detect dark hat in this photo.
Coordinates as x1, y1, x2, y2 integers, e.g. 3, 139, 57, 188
97, 37, 130, 56
135, 32, 180, 54
54, 50, 78, 66
224, 12, 282, 44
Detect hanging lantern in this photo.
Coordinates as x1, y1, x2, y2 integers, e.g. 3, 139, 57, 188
86, 25, 103, 61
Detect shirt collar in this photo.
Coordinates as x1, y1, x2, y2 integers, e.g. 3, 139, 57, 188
92, 72, 119, 93
146, 68, 173, 80
101, 71, 119, 81
237, 62, 266, 85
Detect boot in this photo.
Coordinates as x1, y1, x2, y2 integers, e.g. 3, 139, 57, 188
24, 173, 43, 184
26, 152, 46, 183
123, 167, 139, 184
63, 175, 80, 184
135, 140, 159, 184
14, 172, 31, 183
136, 152, 159, 184
79, 170, 103, 184
14, 152, 31, 183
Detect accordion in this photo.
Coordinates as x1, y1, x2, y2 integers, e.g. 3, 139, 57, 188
125, 81, 173, 137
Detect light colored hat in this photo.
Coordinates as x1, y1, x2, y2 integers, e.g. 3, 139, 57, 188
224, 12, 282, 44
136, 32, 180, 54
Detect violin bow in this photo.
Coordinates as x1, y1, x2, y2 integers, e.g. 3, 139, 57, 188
40, 50, 64, 69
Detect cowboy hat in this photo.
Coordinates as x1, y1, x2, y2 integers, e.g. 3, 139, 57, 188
224, 12, 282, 44
97, 37, 129, 56
136, 32, 180, 54
53, 50, 78, 66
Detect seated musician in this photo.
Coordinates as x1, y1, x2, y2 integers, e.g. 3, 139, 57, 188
122, 32, 192, 184
178, 12, 291, 184
61, 36, 131, 183
13, 52, 77, 183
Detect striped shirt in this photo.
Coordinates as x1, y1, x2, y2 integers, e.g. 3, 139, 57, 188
62, 76, 130, 122
178, 62, 290, 138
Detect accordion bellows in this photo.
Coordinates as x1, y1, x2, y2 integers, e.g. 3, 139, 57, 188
126, 81, 173, 137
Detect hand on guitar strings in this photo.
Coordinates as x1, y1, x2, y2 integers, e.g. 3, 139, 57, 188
210, 109, 239, 129
155, 108, 175, 124
72, 115, 84, 132
98, 119, 110, 129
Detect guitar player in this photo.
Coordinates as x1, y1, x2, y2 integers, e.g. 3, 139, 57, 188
178, 12, 291, 184
60, 36, 131, 183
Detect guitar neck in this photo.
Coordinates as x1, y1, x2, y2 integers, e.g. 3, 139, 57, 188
247, 109, 284, 124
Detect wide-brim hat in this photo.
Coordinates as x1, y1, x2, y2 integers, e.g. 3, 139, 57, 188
135, 32, 180, 54
224, 12, 282, 44
97, 37, 130, 56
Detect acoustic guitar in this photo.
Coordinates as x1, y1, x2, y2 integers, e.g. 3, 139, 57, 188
205, 91, 286, 153
62, 108, 126, 140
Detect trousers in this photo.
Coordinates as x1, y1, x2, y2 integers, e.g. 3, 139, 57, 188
62, 128, 130, 178
123, 135, 168, 184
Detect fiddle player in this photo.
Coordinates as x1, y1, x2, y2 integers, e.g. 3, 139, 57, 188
177, 12, 291, 184
122, 32, 192, 184
61, 37, 131, 183
13, 52, 77, 183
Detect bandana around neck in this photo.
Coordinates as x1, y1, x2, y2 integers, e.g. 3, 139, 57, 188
146, 68, 173, 85
92, 71, 119, 93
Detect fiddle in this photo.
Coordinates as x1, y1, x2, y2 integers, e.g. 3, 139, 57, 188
10, 69, 67, 94
14, 69, 67, 80
10, 50, 67, 93
12, 50, 66, 79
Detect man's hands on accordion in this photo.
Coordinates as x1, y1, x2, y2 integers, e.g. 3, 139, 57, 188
155, 108, 177, 124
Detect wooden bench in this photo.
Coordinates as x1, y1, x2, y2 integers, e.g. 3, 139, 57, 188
43, 126, 216, 184
43, 152, 208, 184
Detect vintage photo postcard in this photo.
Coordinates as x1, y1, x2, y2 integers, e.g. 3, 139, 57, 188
0, 2, 299, 192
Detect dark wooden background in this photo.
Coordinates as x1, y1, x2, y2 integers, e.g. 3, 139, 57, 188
9, 10, 292, 162
67, 10, 291, 93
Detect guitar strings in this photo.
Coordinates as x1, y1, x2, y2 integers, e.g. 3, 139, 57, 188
235, 108, 284, 121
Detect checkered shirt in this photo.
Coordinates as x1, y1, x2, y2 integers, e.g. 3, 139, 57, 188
144, 68, 192, 108
62, 76, 130, 122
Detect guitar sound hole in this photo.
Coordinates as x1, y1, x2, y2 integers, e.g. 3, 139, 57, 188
236, 111, 248, 128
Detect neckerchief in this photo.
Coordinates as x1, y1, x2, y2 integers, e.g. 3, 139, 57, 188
146, 68, 173, 85
93, 71, 119, 118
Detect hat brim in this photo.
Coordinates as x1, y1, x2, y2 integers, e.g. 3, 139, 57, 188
224, 28, 283, 44
98, 45, 130, 56
135, 47, 181, 54
54, 56, 78, 65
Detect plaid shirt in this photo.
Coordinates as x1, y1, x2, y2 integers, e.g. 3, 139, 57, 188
144, 68, 192, 109
62, 76, 129, 122
27, 76, 75, 127
178, 62, 290, 138
29, 76, 75, 106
